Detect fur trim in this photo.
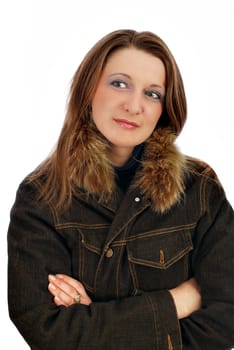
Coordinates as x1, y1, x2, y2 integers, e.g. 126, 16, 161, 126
75, 125, 186, 213
72, 122, 115, 197
133, 128, 186, 213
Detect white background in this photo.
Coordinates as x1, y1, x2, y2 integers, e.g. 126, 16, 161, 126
1, 0, 233, 348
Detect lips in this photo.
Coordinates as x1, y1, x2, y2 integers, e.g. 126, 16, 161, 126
114, 118, 139, 129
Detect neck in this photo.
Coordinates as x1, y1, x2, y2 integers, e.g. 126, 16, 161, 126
108, 146, 134, 167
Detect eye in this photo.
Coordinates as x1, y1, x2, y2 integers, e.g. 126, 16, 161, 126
144, 90, 162, 100
110, 80, 127, 89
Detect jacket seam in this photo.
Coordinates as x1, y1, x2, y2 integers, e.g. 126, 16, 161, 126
146, 294, 159, 349
115, 226, 129, 297
126, 246, 139, 293
116, 223, 196, 242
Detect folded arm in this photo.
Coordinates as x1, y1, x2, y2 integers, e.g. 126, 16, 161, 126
48, 274, 201, 320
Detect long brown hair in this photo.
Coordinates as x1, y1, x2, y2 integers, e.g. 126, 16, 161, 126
31, 29, 187, 210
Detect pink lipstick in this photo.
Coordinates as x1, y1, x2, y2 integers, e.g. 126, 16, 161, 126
114, 118, 139, 129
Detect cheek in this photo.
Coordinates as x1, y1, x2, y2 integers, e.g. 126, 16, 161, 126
146, 105, 163, 128
92, 90, 106, 111
92, 85, 114, 112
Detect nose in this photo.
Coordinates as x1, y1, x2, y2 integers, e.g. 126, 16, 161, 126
123, 92, 143, 115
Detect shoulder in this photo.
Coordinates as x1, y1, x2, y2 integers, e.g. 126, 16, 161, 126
16, 173, 44, 197
10, 174, 57, 226
183, 156, 228, 216
13, 171, 50, 212
185, 156, 222, 187
183, 155, 226, 203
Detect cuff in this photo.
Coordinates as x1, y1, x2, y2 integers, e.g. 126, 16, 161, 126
146, 290, 182, 350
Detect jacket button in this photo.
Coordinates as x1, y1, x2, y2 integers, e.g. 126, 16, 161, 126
105, 248, 114, 258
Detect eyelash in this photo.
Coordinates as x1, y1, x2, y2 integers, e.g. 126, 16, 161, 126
144, 90, 162, 100
110, 80, 127, 89
110, 80, 162, 101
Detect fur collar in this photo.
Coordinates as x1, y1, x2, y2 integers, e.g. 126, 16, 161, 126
133, 128, 186, 213
75, 125, 186, 213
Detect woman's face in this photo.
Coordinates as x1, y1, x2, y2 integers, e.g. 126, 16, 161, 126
91, 47, 166, 165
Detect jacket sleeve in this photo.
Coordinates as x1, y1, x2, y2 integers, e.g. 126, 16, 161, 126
180, 172, 234, 349
7, 181, 181, 350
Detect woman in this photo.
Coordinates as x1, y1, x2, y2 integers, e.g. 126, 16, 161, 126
8, 29, 234, 349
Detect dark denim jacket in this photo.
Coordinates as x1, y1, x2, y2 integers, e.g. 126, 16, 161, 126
7, 161, 234, 349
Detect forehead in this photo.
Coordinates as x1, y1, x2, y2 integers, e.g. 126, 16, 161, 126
103, 47, 165, 83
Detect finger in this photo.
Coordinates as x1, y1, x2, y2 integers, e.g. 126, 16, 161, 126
53, 295, 72, 307
54, 296, 65, 307
48, 282, 74, 307
48, 274, 92, 306
56, 274, 87, 295
48, 275, 79, 298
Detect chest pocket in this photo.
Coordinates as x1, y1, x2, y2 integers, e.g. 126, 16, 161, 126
127, 229, 193, 291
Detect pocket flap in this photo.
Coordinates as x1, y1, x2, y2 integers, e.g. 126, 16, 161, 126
128, 230, 193, 269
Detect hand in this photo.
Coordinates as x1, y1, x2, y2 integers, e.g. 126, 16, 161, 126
48, 274, 92, 307
169, 277, 201, 319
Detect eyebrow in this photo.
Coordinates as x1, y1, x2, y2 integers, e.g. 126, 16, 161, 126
108, 73, 165, 91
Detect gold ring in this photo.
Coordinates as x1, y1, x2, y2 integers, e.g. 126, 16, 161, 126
73, 293, 81, 304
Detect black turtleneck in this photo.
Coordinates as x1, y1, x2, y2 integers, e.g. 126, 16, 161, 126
114, 144, 143, 192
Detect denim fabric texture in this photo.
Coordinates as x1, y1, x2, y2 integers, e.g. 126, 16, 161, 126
7, 159, 234, 349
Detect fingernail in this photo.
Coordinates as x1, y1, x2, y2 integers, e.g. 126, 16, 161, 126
49, 283, 56, 290
49, 274, 56, 281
